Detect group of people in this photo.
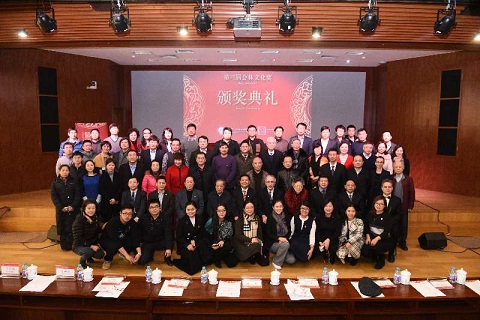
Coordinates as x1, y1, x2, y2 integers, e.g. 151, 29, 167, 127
51, 122, 414, 274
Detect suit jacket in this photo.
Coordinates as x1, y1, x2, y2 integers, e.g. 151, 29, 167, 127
345, 168, 370, 199
309, 187, 337, 217
247, 137, 266, 156
246, 169, 269, 191
148, 190, 175, 217
175, 188, 204, 221
320, 162, 346, 195
189, 148, 215, 168
257, 187, 284, 217
232, 187, 258, 217
391, 175, 415, 211
188, 165, 215, 200
284, 148, 308, 179
121, 189, 147, 219
206, 191, 233, 219
288, 135, 313, 155
259, 149, 284, 177
362, 154, 377, 172
118, 162, 145, 191
313, 138, 337, 154
140, 149, 166, 170
337, 191, 366, 219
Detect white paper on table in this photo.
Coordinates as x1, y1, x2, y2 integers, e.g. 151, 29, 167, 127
92, 277, 125, 292
428, 279, 454, 290
19, 275, 56, 292
285, 280, 314, 300
297, 278, 320, 288
241, 278, 262, 288
351, 281, 385, 298
168, 278, 190, 289
158, 280, 185, 296
216, 280, 241, 298
465, 280, 480, 296
94, 281, 130, 298
374, 279, 396, 288
410, 280, 446, 297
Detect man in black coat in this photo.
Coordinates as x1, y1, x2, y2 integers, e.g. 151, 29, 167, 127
120, 177, 147, 221
381, 179, 402, 262
257, 175, 284, 223
206, 179, 233, 219
337, 179, 366, 221
118, 150, 145, 191
140, 135, 165, 171
309, 176, 337, 218
148, 175, 175, 219
320, 148, 346, 195
260, 137, 284, 177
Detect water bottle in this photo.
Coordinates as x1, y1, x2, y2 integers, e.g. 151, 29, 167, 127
21, 262, 28, 279
145, 266, 152, 283
393, 267, 401, 284
448, 266, 457, 283
321, 266, 329, 284
200, 266, 208, 284
76, 264, 84, 281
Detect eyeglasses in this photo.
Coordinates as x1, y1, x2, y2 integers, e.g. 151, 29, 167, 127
374, 203, 385, 206
121, 212, 133, 216
300, 207, 310, 211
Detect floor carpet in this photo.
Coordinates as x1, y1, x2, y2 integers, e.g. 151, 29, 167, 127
448, 236, 480, 249
0, 232, 47, 243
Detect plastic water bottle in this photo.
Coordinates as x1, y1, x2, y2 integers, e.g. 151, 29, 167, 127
321, 266, 329, 284
145, 266, 152, 283
76, 264, 84, 281
393, 267, 402, 284
200, 266, 208, 284
21, 262, 28, 279
449, 266, 457, 283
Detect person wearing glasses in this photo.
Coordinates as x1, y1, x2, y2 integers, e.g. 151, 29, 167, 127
99, 205, 141, 270
138, 199, 173, 266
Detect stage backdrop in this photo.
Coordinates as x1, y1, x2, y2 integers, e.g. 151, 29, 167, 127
131, 71, 365, 141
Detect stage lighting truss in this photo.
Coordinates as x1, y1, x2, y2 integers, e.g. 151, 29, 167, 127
110, 0, 131, 34
434, 0, 456, 35
358, 0, 380, 33
35, 0, 57, 33
193, 0, 214, 34
277, 0, 298, 34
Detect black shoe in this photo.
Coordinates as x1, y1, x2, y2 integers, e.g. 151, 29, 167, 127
249, 255, 256, 265
214, 260, 222, 268
329, 255, 336, 264
349, 258, 358, 266
164, 256, 173, 266
374, 254, 385, 269
399, 243, 409, 251
388, 253, 395, 263
322, 253, 329, 264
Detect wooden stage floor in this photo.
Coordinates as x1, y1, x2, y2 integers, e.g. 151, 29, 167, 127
0, 189, 479, 280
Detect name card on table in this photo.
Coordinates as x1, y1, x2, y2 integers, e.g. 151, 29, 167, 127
55, 265, 75, 278
1, 263, 20, 277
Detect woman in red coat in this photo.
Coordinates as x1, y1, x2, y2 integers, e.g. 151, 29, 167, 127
284, 177, 309, 217
337, 141, 354, 170
166, 153, 189, 195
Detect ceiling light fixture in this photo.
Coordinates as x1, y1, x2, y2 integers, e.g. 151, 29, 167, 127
311, 27, 323, 39
36, 0, 57, 33
358, 0, 380, 33
277, 0, 298, 34
434, 0, 456, 35
193, 0, 214, 34
109, 0, 130, 34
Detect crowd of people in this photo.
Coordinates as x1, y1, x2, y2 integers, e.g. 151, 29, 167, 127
51, 122, 415, 274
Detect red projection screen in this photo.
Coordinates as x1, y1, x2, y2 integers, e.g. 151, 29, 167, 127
183, 71, 312, 139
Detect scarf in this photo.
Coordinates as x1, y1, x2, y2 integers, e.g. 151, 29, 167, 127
272, 212, 289, 237
243, 213, 258, 239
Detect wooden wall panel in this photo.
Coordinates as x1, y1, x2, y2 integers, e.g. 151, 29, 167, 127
0, 49, 120, 195
384, 51, 480, 196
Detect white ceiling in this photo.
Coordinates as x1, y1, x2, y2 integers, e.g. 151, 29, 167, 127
49, 47, 455, 67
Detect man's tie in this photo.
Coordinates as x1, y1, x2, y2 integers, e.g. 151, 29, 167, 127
243, 190, 247, 201
131, 191, 135, 205
348, 194, 352, 202
331, 166, 335, 176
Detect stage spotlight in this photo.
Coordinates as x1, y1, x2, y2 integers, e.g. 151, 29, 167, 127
434, 0, 456, 35
193, 1, 214, 34
358, 0, 380, 33
277, 0, 298, 34
311, 27, 323, 39
109, 0, 130, 34
36, 1, 57, 34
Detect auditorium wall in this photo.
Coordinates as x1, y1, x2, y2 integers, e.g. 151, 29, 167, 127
382, 51, 480, 196
0, 49, 121, 195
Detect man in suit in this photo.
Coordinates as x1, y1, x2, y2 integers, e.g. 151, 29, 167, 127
337, 180, 366, 221
120, 177, 147, 221
118, 150, 145, 191
206, 179, 232, 219
260, 136, 284, 177
189, 152, 215, 203
140, 135, 165, 170
246, 157, 269, 191
288, 122, 313, 155
382, 131, 397, 156
320, 148, 346, 195
309, 176, 336, 218
235, 140, 254, 180
361, 142, 377, 172
246, 124, 266, 156
334, 125, 349, 149
257, 175, 284, 223
345, 155, 370, 202
381, 179, 402, 262
148, 175, 175, 218
232, 174, 258, 219
285, 138, 308, 179
313, 126, 337, 156
352, 128, 368, 156
189, 135, 215, 167
175, 176, 205, 222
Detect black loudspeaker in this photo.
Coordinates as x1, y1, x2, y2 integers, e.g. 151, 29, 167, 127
418, 232, 447, 250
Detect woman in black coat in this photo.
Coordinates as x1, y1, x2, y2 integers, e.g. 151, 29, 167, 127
99, 158, 122, 223
51, 164, 82, 250
209, 203, 237, 268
